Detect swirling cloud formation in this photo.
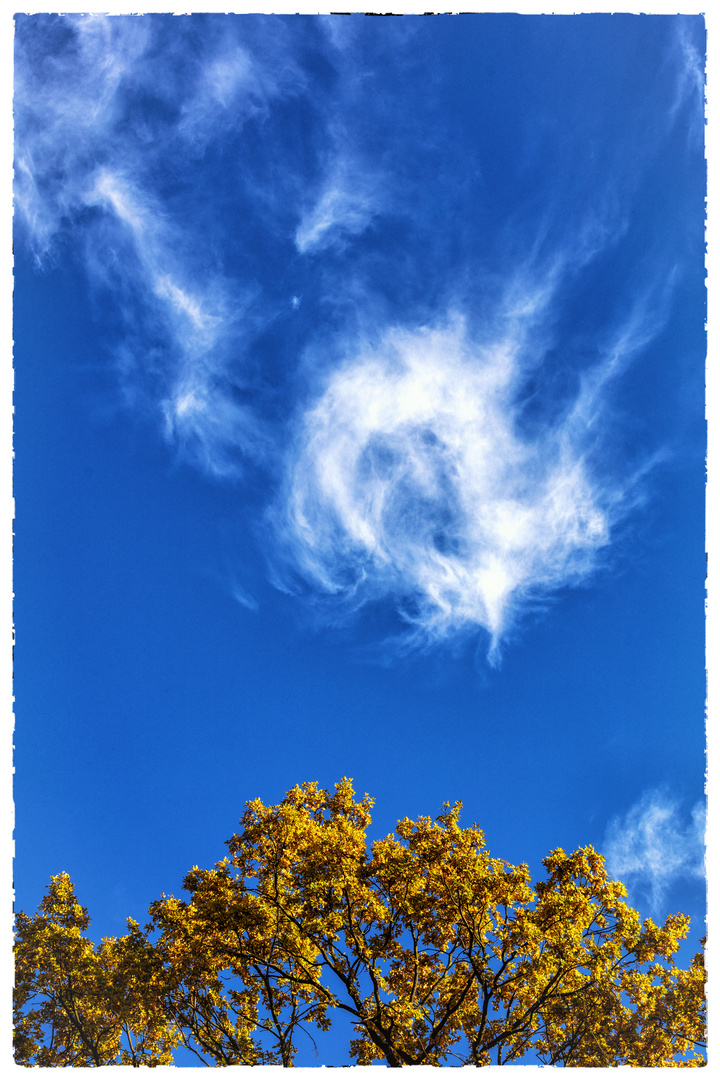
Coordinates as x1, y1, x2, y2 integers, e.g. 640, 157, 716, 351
276, 317, 621, 657
14, 13, 703, 657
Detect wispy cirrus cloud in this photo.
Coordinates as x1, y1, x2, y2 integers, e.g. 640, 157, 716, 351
14, 14, 701, 656
669, 19, 705, 126
294, 15, 439, 259
604, 790, 706, 915
295, 152, 383, 255
177, 36, 303, 146
14, 14, 299, 476
84, 168, 269, 477
14, 14, 152, 255
14, 14, 397, 480
14, 15, 303, 255
271, 271, 656, 658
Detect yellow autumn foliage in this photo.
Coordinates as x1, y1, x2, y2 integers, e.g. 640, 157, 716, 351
14, 779, 706, 1066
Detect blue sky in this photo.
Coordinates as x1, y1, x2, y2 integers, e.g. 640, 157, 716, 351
13, 12, 706, 1066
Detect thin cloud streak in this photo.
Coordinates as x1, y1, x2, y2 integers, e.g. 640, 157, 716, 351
604, 790, 706, 915
295, 151, 383, 254
85, 169, 268, 477
14, 14, 285, 477
273, 293, 639, 659
669, 20, 705, 127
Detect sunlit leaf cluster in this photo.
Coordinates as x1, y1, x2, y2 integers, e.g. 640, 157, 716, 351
15, 779, 706, 1066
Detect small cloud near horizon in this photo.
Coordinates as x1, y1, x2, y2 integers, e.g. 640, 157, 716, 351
603, 789, 706, 916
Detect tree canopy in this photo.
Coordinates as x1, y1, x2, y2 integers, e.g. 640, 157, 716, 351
14, 779, 706, 1067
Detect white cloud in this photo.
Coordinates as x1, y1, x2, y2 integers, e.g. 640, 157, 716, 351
670, 21, 705, 125
178, 45, 269, 137
86, 168, 226, 355
14, 16, 299, 257
273, 305, 632, 659
176, 30, 306, 147
231, 581, 259, 612
295, 154, 383, 254
14, 14, 152, 256
15, 13, 689, 642
14, 15, 403, 480
14, 15, 278, 478
84, 169, 268, 477
604, 790, 706, 914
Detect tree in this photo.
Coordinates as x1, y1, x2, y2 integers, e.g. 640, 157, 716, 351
15, 779, 706, 1067
13, 873, 177, 1066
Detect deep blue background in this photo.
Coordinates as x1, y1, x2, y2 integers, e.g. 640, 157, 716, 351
14, 13, 706, 1066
